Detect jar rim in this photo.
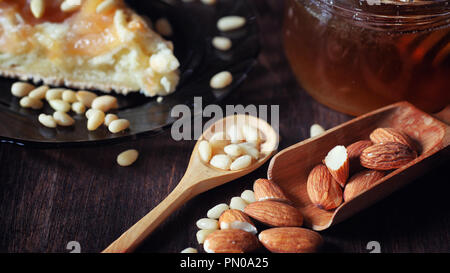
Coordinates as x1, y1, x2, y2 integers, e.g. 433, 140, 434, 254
309, 0, 450, 31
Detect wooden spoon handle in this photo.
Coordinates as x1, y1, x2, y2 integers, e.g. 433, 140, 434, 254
434, 105, 450, 125
102, 183, 194, 253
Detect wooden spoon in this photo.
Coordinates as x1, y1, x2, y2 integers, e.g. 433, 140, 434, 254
103, 114, 279, 253
268, 102, 449, 231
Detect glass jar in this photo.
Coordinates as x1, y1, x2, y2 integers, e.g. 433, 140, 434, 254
283, 0, 450, 116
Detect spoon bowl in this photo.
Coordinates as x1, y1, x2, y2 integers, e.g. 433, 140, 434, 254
268, 102, 449, 231
103, 114, 278, 252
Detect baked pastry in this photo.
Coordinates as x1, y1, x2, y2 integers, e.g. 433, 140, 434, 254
0, 0, 180, 97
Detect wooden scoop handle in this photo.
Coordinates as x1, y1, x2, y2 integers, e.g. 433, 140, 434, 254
102, 182, 194, 253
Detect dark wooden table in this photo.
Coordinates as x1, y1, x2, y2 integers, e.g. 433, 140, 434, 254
0, 0, 449, 253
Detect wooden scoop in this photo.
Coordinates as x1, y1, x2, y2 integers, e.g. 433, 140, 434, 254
103, 114, 279, 253
268, 102, 450, 231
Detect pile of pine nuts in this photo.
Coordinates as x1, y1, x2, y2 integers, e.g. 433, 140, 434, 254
199, 123, 263, 171
11, 82, 130, 133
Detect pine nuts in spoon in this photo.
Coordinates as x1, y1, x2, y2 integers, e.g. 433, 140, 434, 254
11, 82, 35, 97
91, 95, 118, 112
108, 119, 130, 133
198, 140, 213, 162
38, 114, 57, 128
87, 109, 105, 131
230, 155, 252, 171
53, 111, 75, 126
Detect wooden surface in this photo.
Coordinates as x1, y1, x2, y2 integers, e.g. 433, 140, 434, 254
0, 0, 449, 253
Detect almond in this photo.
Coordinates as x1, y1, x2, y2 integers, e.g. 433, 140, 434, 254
218, 209, 257, 234
360, 142, 417, 170
258, 227, 323, 253
347, 140, 373, 174
370, 128, 416, 151
244, 201, 303, 227
203, 229, 260, 253
307, 164, 343, 210
323, 145, 349, 187
253, 178, 290, 203
344, 170, 385, 202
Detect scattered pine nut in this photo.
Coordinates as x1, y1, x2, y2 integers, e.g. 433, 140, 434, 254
210, 71, 233, 89
49, 99, 71, 112
38, 114, 57, 128
212, 36, 232, 51
76, 90, 97, 108
87, 109, 105, 131
207, 203, 229, 219
62, 90, 78, 103
20, 96, 43, 110
217, 16, 246, 32
117, 149, 139, 167
196, 229, 215, 244
53, 111, 75, 126
46, 88, 65, 101
229, 196, 248, 211
240, 190, 256, 204
28, 86, 49, 100
72, 102, 86, 114
196, 218, 219, 230
310, 124, 325, 138
180, 247, 198, 253
30, 0, 45, 18
108, 119, 130, 133
11, 82, 35, 97
91, 95, 118, 112
104, 113, 119, 126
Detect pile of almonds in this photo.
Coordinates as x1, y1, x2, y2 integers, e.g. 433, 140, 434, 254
307, 127, 419, 210
11, 82, 130, 134
189, 178, 323, 253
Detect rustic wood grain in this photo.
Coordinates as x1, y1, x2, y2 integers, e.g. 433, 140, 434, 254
0, 0, 449, 253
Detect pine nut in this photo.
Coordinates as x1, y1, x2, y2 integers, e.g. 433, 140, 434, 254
117, 149, 139, 167
62, 90, 77, 103
241, 190, 256, 204
230, 155, 252, 171
155, 18, 173, 36
196, 229, 215, 244
96, 0, 116, 14
91, 95, 118, 112
207, 203, 229, 219
180, 247, 198, 253
49, 99, 71, 112
229, 196, 248, 211
209, 154, 232, 170
53, 111, 75, 126
85, 108, 95, 119
30, 0, 45, 19
38, 114, 57, 128
46, 88, 64, 101
71, 102, 86, 114
217, 16, 246, 32
61, 0, 82, 12
238, 142, 260, 160
196, 218, 219, 230
212, 36, 232, 51
104, 113, 118, 126
224, 144, 243, 158
310, 124, 325, 138
87, 110, 105, 131
28, 86, 49, 100
11, 82, 35, 97
227, 124, 244, 143
242, 124, 260, 144
210, 71, 233, 89
108, 119, 130, 133
20, 96, 43, 110
76, 90, 97, 107
198, 140, 212, 162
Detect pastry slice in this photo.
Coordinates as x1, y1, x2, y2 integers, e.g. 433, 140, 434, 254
0, 0, 180, 97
